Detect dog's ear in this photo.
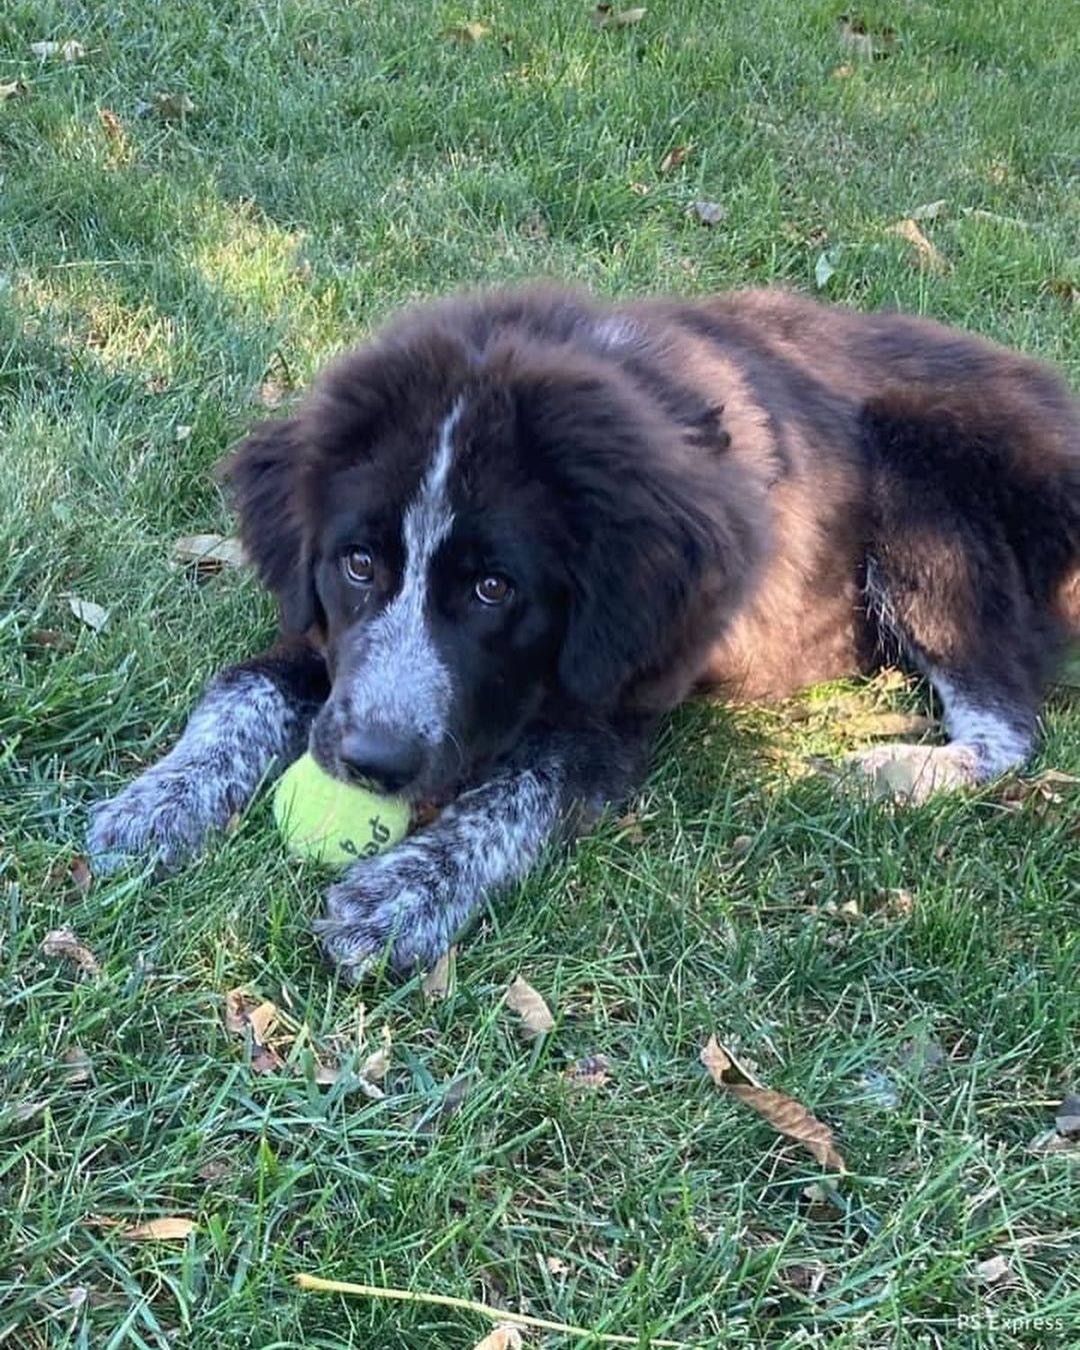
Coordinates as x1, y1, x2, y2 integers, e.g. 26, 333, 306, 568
515, 365, 763, 709
221, 418, 319, 635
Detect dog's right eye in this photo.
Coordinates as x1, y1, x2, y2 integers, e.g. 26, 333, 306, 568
342, 547, 375, 586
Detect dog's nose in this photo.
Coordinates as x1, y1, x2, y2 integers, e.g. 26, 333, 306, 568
339, 727, 423, 793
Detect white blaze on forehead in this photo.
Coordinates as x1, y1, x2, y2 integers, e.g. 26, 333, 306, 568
336, 401, 464, 745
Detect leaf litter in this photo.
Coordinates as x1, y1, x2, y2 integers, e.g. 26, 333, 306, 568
41, 927, 100, 976
700, 1035, 846, 1171
172, 535, 246, 574
506, 975, 554, 1039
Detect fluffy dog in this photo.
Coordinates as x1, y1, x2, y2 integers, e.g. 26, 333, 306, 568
88, 286, 1080, 976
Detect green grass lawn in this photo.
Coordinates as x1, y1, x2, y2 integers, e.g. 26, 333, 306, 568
2, 1, 1079, 1346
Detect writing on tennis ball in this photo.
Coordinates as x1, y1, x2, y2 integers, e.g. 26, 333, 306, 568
272, 752, 410, 866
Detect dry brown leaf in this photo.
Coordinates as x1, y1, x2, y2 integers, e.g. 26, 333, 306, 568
700, 1035, 846, 1172
313, 1061, 341, 1086
223, 988, 256, 1034
1, 80, 28, 100
30, 627, 74, 650
887, 218, 948, 273
154, 92, 195, 120
659, 145, 690, 174
197, 1159, 233, 1181
472, 1328, 522, 1350
730, 834, 753, 857
46, 855, 93, 895
66, 595, 110, 632
121, 1217, 197, 1242
688, 200, 726, 226
31, 40, 86, 60
614, 811, 645, 844
361, 1025, 392, 1082
246, 1000, 280, 1045
61, 1047, 91, 1085
251, 1044, 283, 1075
1045, 278, 1080, 306
422, 947, 455, 1001
593, 5, 648, 28
99, 108, 124, 145
42, 927, 100, 975
172, 534, 246, 572
442, 20, 491, 43
545, 1255, 571, 1275
506, 975, 555, 1038
972, 1254, 1010, 1286
565, 1053, 610, 1089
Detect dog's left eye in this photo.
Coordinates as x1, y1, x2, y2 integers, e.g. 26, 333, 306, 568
475, 575, 512, 606
342, 547, 376, 586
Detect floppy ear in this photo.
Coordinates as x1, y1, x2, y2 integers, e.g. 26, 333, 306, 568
221, 418, 319, 635
515, 365, 762, 709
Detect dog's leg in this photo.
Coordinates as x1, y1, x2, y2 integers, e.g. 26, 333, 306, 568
88, 643, 329, 872
316, 720, 651, 978
847, 667, 1036, 802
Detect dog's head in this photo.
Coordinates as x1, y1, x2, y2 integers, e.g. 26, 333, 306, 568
226, 293, 758, 800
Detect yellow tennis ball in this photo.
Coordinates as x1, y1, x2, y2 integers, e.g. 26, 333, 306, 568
273, 752, 410, 866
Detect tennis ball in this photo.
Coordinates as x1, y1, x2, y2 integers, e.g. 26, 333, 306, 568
273, 752, 410, 866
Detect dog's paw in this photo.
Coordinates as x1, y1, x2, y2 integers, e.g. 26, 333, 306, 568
315, 846, 455, 981
87, 765, 229, 874
844, 743, 979, 804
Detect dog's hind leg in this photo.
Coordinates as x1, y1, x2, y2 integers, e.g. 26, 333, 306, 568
88, 642, 329, 873
845, 395, 1061, 801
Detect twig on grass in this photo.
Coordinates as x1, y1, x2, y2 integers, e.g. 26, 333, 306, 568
295, 1273, 697, 1347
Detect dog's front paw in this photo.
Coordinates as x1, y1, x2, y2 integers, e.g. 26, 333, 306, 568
844, 743, 979, 803
87, 765, 230, 875
315, 845, 456, 981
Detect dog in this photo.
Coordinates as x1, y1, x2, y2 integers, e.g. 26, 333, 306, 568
88, 285, 1080, 977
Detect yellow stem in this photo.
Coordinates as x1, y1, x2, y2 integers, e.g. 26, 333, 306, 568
295, 1273, 696, 1347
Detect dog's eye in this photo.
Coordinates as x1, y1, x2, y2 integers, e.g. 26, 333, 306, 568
342, 547, 375, 586
475, 575, 512, 606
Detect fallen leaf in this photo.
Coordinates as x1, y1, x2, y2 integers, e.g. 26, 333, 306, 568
172, 534, 246, 573
887, 218, 948, 274
422, 947, 455, 1002
154, 92, 195, 120
46, 854, 93, 896
593, 4, 647, 27
814, 247, 841, 289
197, 1159, 233, 1181
730, 834, 753, 857
879, 887, 915, 918
1055, 1093, 1080, 1136
256, 378, 289, 408
31, 40, 86, 60
830, 64, 854, 79
1044, 278, 1080, 306
66, 595, 110, 632
99, 108, 125, 146
223, 988, 256, 1035
313, 1061, 341, 1086
700, 1035, 845, 1171
506, 975, 555, 1038
545, 1255, 571, 1275
613, 810, 645, 844
121, 1217, 197, 1242
972, 1254, 1010, 1286
61, 1047, 92, 1085
41, 927, 100, 975
247, 1000, 279, 1045
838, 17, 896, 59
30, 628, 74, 650
659, 145, 690, 174
518, 210, 550, 241
361, 1025, 392, 1082
251, 1044, 283, 1075
910, 200, 947, 221
442, 20, 491, 43
688, 200, 726, 226
472, 1328, 522, 1350
628, 181, 650, 196
999, 768, 1079, 817
66, 1287, 88, 1311
565, 1053, 610, 1089
780, 1261, 827, 1296
1, 80, 28, 101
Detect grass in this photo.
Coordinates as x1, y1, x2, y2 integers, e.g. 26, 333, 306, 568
2, 1, 1079, 1346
